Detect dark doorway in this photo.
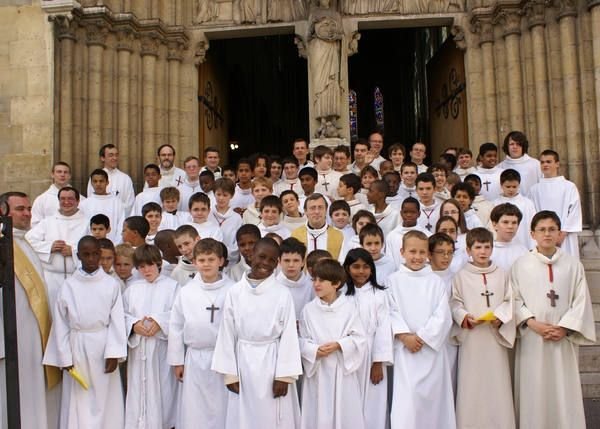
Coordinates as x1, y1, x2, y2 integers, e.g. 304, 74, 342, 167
211, 35, 309, 163
348, 27, 448, 158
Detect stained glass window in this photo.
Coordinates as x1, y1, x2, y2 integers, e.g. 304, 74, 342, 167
349, 89, 358, 141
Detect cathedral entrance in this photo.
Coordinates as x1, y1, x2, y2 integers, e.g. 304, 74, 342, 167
348, 26, 468, 162
199, 33, 309, 164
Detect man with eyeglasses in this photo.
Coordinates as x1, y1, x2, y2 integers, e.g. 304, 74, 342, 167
529, 149, 582, 258
26, 186, 89, 311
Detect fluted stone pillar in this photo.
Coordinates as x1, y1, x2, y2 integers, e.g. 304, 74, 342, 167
129, 52, 141, 185
526, 1, 551, 155
167, 41, 183, 148
498, 8, 525, 131
56, 19, 77, 165
590, 0, 600, 153
556, 1, 586, 203
102, 34, 115, 147
475, 18, 498, 143
463, 36, 487, 147
116, 29, 134, 174
141, 34, 159, 163
86, 22, 108, 170
155, 48, 167, 149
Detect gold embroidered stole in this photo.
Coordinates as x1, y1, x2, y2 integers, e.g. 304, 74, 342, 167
12, 242, 61, 389
291, 226, 343, 260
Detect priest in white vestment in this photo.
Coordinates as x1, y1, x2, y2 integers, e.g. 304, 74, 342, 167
31, 161, 75, 226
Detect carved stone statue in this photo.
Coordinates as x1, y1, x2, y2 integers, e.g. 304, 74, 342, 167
196, 0, 218, 23
308, 8, 344, 138
268, 0, 307, 22
233, 0, 260, 24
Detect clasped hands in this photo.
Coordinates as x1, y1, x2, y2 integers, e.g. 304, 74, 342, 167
133, 317, 161, 337
527, 319, 567, 341
316, 342, 341, 358
226, 380, 289, 398
395, 333, 424, 353
51, 240, 72, 256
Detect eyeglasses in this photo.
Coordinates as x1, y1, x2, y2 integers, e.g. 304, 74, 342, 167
534, 227, 559, 234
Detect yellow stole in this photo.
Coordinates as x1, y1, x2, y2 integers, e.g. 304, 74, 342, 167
12, 242, 61, 389
291, 226, 344, 260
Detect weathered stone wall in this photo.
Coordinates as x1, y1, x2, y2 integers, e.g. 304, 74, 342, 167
0, 0, 55, 197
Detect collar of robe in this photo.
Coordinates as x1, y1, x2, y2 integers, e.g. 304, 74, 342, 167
193, 274, 229, 291
243, 272, 276, 294
503, 153, 533, 165
465, 261, 498, 275
307, 222, 328, 235
276, 271, 307, 288
318, 291, 347, 310
532, 246, 561, 265
398, 264, 433, 277
354, 282, 373, 293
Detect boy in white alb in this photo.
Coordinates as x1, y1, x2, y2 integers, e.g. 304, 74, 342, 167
171, 225, 200, 286
493, 169, 536, 249
367, 179, 399, 236
329, 200, 355, 243
43, 236, 127, 429
274, 157, 303, 196
212, 178, 243, 264
337, 173, 366, 218
383, 171, 403, 209
258, 195, 290, 239
276, 238, 314, 321
80, 169, 126, 243
464, 175, 495, 227
230, 159, 255, 213
131, 164, 163, 216
490, 203, 529, 272
415, 173, 440, 233
398, 162, 418, 200
498, 131, 541, 196
227, 224, 260, 282
474, 143, 503, 202
386, 197, 431, 269
384, 231, 455, 429
212, 238, 303, 429
359, 224, 396, 284
529, 149, 582, 258
313, 145, 342, 200
123, 245, 180, 429
159, 187, 191, 230
168, 238, 235, 429
453, 148, 477, 180
177, 156, 203, 212
31, 161, 73, 225
242, 177, 272, 225
187, 192, 224, 241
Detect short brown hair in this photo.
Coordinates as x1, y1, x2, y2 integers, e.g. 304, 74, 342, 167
402, 230, 428, 248
260, 195, 283, 213
174, 225, 199, 240
466, 227, 493, 248
133, 244, 163, 268
160, 187, 180, 202
193, 238, 224, 259
214, 178, 235, 195
251, 176, 273, 191
312, 258, 346, 286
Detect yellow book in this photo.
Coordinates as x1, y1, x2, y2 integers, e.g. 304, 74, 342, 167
67, 368, 89, 390
476, 311, 497, 322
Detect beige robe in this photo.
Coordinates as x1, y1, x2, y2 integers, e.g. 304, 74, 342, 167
451, 263, 515, 429
511, 248, 596, 429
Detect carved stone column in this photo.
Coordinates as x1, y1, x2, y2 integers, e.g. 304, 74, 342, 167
472, 16, 498, 142
56, 17, 77, 165
116, 29, 134, 174
167, 41, 183, 149
155, 49, 167, 150
141, 33, 160, 163
497, 7, 525, 132
86, 22, 108, 170
590, 0, 600, 162
525, 0, 551, 156
556, 1, 586, 203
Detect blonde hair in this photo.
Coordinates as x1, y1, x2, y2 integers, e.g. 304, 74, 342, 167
115, 243, 134, 259
251, 176, 273, 191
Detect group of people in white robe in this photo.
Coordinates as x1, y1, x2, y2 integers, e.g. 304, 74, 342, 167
2, 129, 596, 429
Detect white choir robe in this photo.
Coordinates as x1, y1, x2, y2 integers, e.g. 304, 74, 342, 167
529, 176, 582, 258
384, 265, 455, 429
242, 204, 261, 225
464, 209, 482, 230
25, 211, 89, 310
80, 194, 126, 243
432, 267, 458, 397
230, 185, 255, 210
498, 154, 542, 197
211, 273, 303, 429
351, 283, 394, 429
158, 166, 186, 188
258, 222, 291, 239
176, 179, 202, 212
472, 195, 494, 226
0, 230, 59, 429
491, 240, 528, 272
417, 200, 440, 234
299, 294, 367, 429
170, 258, 197, 286
131, 187, 163, 216
450, 263, 516, 429
168, 275, 235, 429
474, 166, 503, 202
87, 167, 136, 215
227, 258, 250, 282
338, 234, 360, 263
160, 211, 192, 230
385, 194, 403, 211
43, 268, 127, 429
374, 253, 396, 285
397, 183, 416, 200
347, 199, 367, 218
453, 166, 476, 181
274, 178, 303, 197
493, 193, 537, 249
32, 184, 86, 226
511, 248, 595, 429
187, 219, 224, 241
316, 169, 342, 200
276, 271, 314, 321
123, 275, 180, 429
385, 224, 432, 269
370, 204, 400, 236
450, 234, 469, 275
281, 214, 306, 233
212, 208, 243, 264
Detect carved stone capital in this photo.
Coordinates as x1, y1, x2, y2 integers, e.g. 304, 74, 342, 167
451, 25, 467, 51
42, 0, 81, 20
140, 32, 161, 57
294, 35, 307, 59
85, 21, 109, 47
494, 7, 523, 37
194, 40, 210, 65
524, 0, 549, 28
470, 15, 495, 45
348, 32, 361, 57
167, 40, 185, 62
116, 28, 135, 52
53, 15, 78, 41
588, 0, 600, 10
555, 0, 578, 20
